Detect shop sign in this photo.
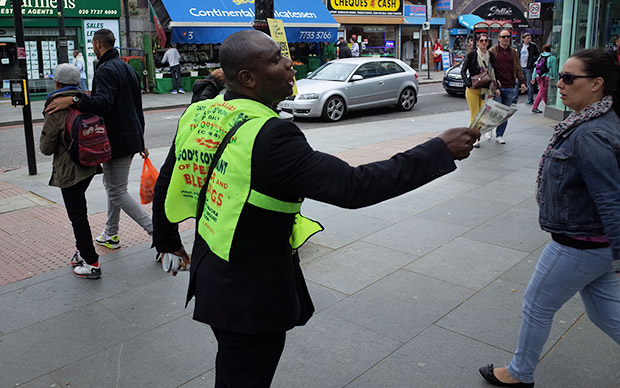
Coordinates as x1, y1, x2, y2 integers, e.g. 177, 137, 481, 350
83, 19, 119, 87
405, 5, 426, 17
328, 0, 403, 16
436, 0, 452, 11
0, 0, 120, 19
472, 1, 530, 29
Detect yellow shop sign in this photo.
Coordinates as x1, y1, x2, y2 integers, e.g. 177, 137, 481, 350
329, 0, 400, 12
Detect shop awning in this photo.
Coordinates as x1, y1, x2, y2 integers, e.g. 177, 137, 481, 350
457, 14, 485, 31
163, 0, 339, 44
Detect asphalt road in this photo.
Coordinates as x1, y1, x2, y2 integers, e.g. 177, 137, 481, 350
0, 83, 467, 172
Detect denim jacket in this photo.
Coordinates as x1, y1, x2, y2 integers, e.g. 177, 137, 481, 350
538, 110, 620, 265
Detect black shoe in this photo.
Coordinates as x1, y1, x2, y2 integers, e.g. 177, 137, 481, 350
526, 100, 534, 105
479, 364, 534, 387
532, 108, 542, 113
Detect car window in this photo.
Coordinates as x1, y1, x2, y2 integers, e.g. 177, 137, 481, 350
354, 63, 381, 79
307, 62, 357, 82
379, 61, 405, 75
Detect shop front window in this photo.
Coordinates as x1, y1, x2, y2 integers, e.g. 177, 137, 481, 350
346, 25, 397, 57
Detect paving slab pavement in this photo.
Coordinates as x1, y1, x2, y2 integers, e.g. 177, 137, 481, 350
1, 104, 619, 388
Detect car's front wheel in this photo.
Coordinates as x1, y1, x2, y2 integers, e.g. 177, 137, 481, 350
396, 87, 417, 111
322, 96, 345, 122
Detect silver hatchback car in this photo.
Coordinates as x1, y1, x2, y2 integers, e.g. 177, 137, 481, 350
278, 57, 419, 122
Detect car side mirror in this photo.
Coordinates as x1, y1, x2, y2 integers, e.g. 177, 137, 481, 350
350, 75, 363, 81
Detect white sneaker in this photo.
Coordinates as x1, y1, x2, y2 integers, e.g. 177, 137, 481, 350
178, 88, 186, 94
95, 231, 121, 249
496, 136, 506, 144
171, 90, 178, 94
73, 261, 101, 279
70, 251, 84, 267
484, 132, 492, 140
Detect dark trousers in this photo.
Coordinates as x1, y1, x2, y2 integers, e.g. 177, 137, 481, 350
211, 327, 286, 388
170, 64, 182, 91
60, 175, 98, 264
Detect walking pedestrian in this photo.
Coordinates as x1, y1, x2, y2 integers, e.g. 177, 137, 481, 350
488, 30, 526, 144
433, 38, 443, 71
161, 44, 185, 94
479, 48, 620, 388
152, 29, 479, 388
516, 33, 540, 105
350, 35, 360, 57
40, 64, 102, 279
531, 44, 556, 114
72, 50, 87, 91
46, 28, 153, 253
461, 33, 499, 147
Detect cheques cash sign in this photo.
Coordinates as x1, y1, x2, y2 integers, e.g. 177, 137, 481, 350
0, 0, 76, 15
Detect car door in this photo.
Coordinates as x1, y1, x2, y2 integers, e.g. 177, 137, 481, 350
377, 61, 408, 104
346, 62, 385, 108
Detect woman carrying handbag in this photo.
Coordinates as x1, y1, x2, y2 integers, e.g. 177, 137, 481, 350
461, 33, 500, 147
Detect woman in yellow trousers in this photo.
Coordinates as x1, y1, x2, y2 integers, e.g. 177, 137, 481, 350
461, 33, 499, 147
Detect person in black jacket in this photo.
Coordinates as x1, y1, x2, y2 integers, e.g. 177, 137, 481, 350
335, 37, 352, 59
152, 29, 479, 388
46, 29, 152, 254
191, 68, 225, 103
516, 33, 540, 105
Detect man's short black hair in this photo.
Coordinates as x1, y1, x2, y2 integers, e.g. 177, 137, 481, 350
93, 29, 115, 48
219, 30, 271, 86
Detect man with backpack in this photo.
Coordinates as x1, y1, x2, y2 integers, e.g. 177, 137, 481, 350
46, 29, 153, 258
40, 64, 103, 279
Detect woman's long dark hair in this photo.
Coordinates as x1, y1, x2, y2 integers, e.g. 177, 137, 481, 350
572, 49, 620, 115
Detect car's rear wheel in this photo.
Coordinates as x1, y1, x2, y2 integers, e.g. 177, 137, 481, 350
396, 87, 417, 111
322, 96, 345, 122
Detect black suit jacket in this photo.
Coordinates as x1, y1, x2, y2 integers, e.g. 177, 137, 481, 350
152, 92, 457, 334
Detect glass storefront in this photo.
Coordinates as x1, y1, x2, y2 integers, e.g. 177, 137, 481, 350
547, 0, 620, 117
343, 25, 398, 57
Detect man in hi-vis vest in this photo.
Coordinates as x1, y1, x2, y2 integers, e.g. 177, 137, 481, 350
152, 29, 479, 388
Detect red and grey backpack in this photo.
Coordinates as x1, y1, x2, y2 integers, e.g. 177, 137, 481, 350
65, 108, 111, 167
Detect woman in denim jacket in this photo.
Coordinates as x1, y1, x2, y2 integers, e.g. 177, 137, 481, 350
480, 49, 620, 387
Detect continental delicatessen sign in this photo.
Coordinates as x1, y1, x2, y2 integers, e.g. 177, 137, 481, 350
328, 0, 403, 15
0, 0, 120, 18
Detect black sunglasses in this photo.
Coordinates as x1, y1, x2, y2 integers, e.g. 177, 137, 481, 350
558, 72, 597, 85
499, 35, 511, 39
478, 39, 488, 42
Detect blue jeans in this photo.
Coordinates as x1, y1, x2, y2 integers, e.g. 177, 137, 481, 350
170, 64, 182, 91
522, 67, 534, 102
507, 241, 620, 383
493, 88, 518, 137
102, 155, 153, 236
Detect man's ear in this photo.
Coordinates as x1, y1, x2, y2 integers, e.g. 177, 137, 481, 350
237, 69, 257, 89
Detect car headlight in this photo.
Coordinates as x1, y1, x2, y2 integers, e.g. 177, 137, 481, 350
298, 93, 319, 100
449, 73, 463, 80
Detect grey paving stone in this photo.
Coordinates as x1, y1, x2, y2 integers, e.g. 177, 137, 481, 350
51, 316, 214, 388
298, 241, 334, 265
309, 211, 394, 250
352, 192, 441, 223
0, 303, 143, 387
405, 237, 528, 290
495, 166, 538, 188
446, 161, 515, 185
179, 371, 215, 388
7, 374, 61, 388
535, 317, 620, 388
362, 216, 469, 257
500, 244, 545, 286
271, 312, 402, 388
306, 280, 347, 313
436, 278, 585, 354
326, 269, 473, 343
0, 269, 59, 296
301, 199, 347, 221
463, 208, 549, 253
302, 241, 418, 295
347, 325, 511, 388
417, 196, 513, 229
98, 273, 192, 330
0, 273, 130, 334
405, 177, 480, 203
464, 180, 534, 207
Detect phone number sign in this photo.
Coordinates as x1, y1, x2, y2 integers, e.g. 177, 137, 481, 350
0, 0, 120, 18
